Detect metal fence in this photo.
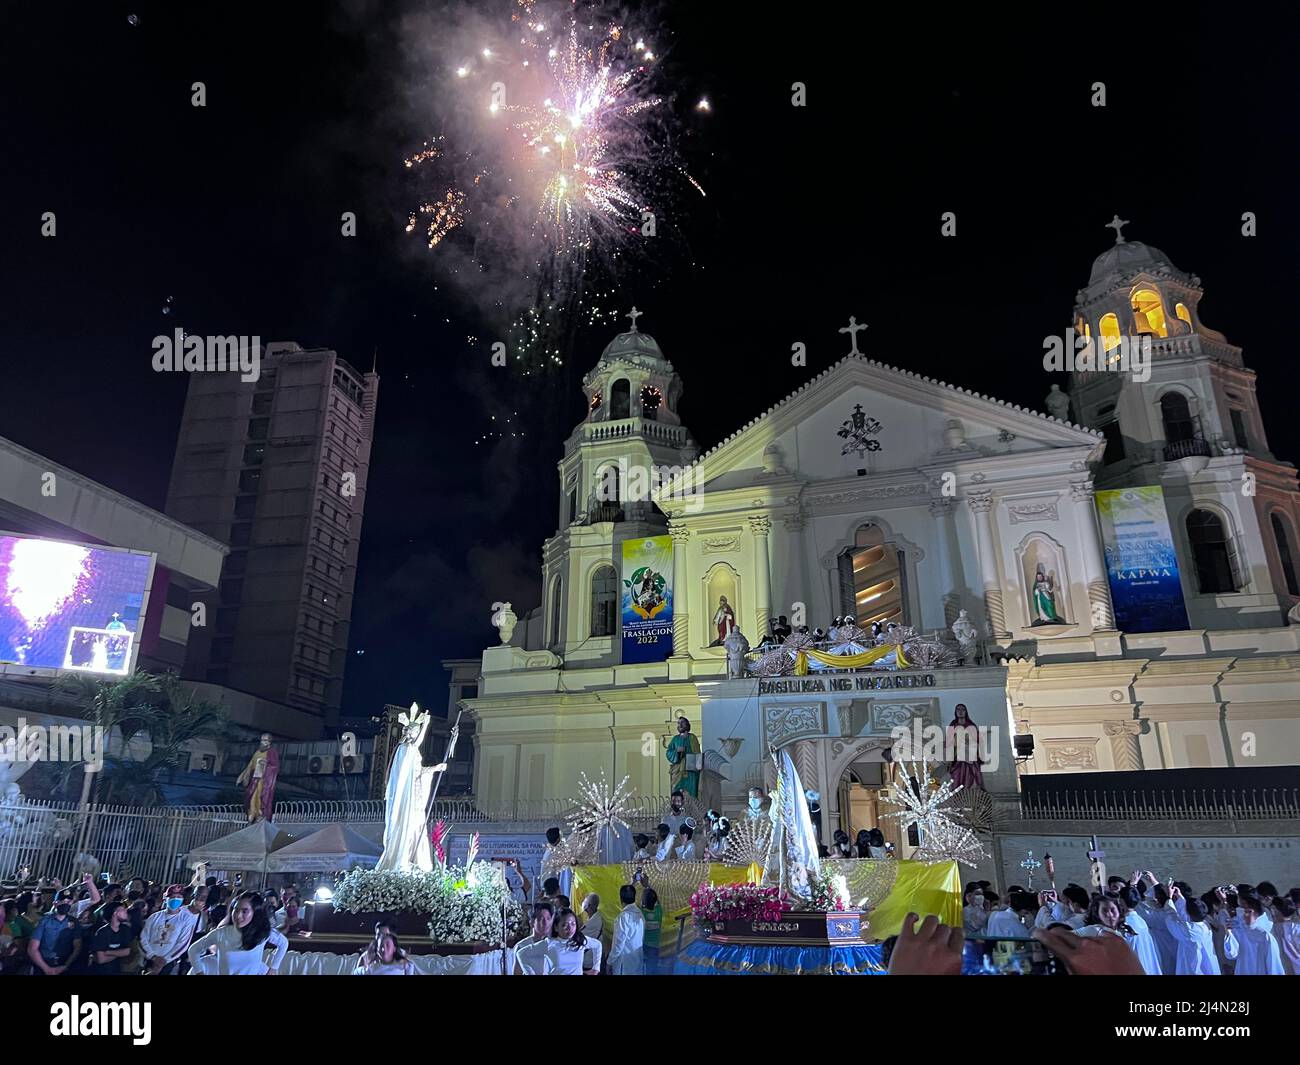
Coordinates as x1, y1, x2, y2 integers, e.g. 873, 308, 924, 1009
1020, 786, 1300, 822
0, 795, 673, 884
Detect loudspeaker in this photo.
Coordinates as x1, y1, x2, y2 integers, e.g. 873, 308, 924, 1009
1013, 733, 1035, 759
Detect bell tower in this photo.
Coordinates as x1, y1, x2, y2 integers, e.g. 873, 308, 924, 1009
540, 310, 698, 661
1064, 220, 1300, 626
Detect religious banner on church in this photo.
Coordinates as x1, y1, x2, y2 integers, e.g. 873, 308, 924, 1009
1095, 486, 1189, 633
621, 534, 673, 663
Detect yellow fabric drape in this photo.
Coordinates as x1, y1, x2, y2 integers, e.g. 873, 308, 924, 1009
570, 859, 959, 947
794, 643, 910, 674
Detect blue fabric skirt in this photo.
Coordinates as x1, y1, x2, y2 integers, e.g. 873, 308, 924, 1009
673, 939, 886, 975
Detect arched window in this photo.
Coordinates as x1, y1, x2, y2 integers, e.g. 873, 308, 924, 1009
590, 565, 618, 636
1159, 392, 1195, 443
1187, 510, 1238, 594
1175, 302, 1193, 331
596, 464, 620, 503
550, 576, 564, 644
1131, 288, 1169, 337
1271, 513, 1300, 596
837, 523, 905, 624
1098, 313, 1122, 357
610, 379, 630, 419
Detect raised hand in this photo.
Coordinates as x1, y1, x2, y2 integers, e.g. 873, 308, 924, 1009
888, 913, 964, 976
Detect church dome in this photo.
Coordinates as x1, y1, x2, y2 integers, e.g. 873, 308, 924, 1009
1088, 240, 1177, 284
599, 330, 666, 362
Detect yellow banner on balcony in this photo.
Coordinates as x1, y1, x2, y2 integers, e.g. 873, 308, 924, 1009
794, 643, 909, 674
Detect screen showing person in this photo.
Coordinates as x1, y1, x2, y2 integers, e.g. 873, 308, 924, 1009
0, 534, 154, 674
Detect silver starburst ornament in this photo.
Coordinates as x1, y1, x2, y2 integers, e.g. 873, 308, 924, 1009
881, 758, 964, 839
567, 769, 634, 837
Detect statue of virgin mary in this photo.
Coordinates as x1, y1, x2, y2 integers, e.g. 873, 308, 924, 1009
375, 704, 447, 873
760, 745, 823, 908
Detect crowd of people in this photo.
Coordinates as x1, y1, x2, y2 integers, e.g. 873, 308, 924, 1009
509, 878, 659, 976
961, 870, 1300, 975
1, 872, 305, 975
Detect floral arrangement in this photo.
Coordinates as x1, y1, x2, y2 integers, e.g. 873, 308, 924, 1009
331, 829, 527, 946
808, 872, 850, 913
688, 882, 788, 930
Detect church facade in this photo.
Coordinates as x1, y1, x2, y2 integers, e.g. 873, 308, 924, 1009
461, 235, 1300, 880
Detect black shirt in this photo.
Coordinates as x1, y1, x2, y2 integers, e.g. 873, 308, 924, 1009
88, 923, 134, 975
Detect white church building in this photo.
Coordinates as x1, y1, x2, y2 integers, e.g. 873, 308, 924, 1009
460, 231, 1300, 885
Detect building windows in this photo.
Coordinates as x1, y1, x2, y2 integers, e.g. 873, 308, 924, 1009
242, 444, 265, 466
251, 391, 272, 416
550, 576, 563, 644
225, 551, 247, 576
1187, 509, 1239, 594
1229, 409, 1250, 451
229, 522, 251, 547
1098, 313, 1122, 357
238, 468, 261, 494
590, 565, 618, 636
247, 418, 269, 441
219, 578, 244, 604
1159, 392, 1196, 443
1130, 288, 1169, 337
1175, 302, 1194, 331
1271, 513, 1300, 596
609, 378, 630, 419
1096, 404, 1125, 465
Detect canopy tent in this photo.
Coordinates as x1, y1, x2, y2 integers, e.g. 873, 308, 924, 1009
187, 820, 296, 874
264, 823, 381, 873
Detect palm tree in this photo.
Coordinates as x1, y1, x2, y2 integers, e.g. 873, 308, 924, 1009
54, 671, 231, 805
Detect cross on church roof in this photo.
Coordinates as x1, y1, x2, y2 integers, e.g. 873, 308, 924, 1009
1105, 214, 1130, 244
839, 315, 867, 356
626, 306, 643, 332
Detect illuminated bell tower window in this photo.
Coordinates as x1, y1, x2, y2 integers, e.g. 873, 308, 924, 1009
639, 385, 663, 420
1175, 302, 1193, 331
1098, 313, 1122, 358
1131, 288, 1169, 337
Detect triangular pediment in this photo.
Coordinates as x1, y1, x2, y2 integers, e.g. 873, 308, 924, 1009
676, 355, 1101, 492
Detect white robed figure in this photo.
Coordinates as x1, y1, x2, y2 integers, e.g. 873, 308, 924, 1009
375, 704, 447, 873
760, 745, 822, 907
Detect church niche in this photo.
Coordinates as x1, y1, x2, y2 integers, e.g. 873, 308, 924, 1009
702, 562, 740, 648
1016, 532, 1070, 627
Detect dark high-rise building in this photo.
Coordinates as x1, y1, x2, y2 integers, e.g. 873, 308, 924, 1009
165, 342, 378, 729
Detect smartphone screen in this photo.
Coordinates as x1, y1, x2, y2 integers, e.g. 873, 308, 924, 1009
962, 935, 1060, 975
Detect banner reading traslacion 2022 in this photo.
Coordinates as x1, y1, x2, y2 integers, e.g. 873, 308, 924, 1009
621, 534, 673, 663
1095, 486, 1189, 634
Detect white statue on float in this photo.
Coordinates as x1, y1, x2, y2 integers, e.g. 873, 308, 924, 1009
375, 704, 447, 873
761, 746, 822, 907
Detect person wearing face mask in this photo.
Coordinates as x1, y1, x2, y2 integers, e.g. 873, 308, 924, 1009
141, 884, 201, 975
745, 787, 767, 821
830, 830, 853, 859
28, 889, 84, 975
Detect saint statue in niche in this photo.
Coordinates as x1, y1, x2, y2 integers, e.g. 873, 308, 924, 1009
711, 595, 736, 646
1030, 563, 1066, 624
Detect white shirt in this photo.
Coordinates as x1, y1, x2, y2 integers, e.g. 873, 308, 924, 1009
141, 906, 200, 963
985, 909, 1030, 938
186, 924, 288, 975
513, 934, 553, 975
632, 848, 652, 860
1074, 924, 1126, 940
582, 911, 604, 944
353, 956, 417, 975
1122, 909, 1163, 976
654, 836, 675, 861
546, 936, 599, 975
1164, 909, 1219, 975
1137, 900, 1178, 975
1274, 920, 1300, 975
1225, 923, 1285, 975
608, 905, 645, 975
676, 840, 697, 860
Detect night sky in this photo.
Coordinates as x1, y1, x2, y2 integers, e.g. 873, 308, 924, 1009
2, 2, 1297, 722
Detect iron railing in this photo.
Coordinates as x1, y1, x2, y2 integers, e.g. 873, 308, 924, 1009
1163, 436, 1213, 461
0, 795, 673, 883
1020, 786, 1300, 822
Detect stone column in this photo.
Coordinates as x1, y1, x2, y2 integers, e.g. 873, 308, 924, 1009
1104, 720, 1144, 771
1070, 482, 1116, 630
929, 498, 962, 628
668, 522, 691, 654
967, 491, 1008, 637
750, 515, 773, 639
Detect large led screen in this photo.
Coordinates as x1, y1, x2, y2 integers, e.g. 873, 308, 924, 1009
0, 533, 156, 675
